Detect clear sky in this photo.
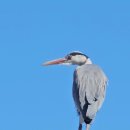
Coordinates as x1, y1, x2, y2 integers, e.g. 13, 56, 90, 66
0, 0, 130, 130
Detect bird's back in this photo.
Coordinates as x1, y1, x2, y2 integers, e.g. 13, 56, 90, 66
73, 64, 108, 124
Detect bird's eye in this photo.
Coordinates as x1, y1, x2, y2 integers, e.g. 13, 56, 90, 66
66, 55, 72, 60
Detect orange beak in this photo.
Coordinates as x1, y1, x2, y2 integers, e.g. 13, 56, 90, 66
43, 58, 67, 66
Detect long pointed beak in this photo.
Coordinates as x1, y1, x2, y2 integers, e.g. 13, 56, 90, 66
43, 58, 67, 66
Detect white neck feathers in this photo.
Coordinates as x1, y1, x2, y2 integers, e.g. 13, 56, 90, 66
85, 58, 92, 64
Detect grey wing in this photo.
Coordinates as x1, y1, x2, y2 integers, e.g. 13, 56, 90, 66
73, 70, 81, 115
73, 65, 108, 120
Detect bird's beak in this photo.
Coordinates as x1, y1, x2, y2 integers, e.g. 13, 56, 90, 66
43, 57, 67, 66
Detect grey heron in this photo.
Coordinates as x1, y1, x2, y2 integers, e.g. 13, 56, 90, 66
43, 51, 108, 130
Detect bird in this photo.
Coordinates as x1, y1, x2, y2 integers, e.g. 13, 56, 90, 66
43, 51, 108, 130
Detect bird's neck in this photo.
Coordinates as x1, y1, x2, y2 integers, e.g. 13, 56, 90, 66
76, 59, 92, 69
85, 58, 92, 64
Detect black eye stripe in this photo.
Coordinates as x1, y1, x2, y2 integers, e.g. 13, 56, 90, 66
69, 52, 89, 58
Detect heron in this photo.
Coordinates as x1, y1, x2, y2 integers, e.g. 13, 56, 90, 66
43, 51, 108, 130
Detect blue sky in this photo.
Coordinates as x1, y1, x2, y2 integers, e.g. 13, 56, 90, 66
0, 0, 130, 130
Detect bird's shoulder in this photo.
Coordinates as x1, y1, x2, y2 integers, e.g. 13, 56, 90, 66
76, 64, 101, 72
75, 64, 105, 76
73, 64, 108, 87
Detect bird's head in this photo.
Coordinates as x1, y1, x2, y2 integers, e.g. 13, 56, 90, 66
43, 51, 92, 66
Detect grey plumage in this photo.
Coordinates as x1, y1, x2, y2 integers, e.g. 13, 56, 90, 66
73, 64, 107, 130
43, 51, 108, 130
